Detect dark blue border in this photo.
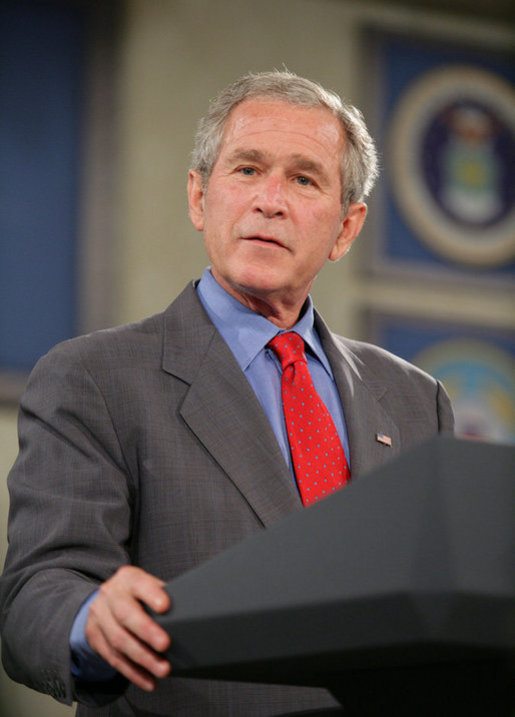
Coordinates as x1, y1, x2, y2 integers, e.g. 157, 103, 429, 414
0, 1, 87, 371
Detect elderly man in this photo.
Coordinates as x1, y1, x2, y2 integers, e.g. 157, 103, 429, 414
1, 71, 454, 715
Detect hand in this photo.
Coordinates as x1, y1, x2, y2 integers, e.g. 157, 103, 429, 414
85, 565, 172, 691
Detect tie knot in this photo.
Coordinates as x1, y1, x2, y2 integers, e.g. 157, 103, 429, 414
268, 332, 306, 370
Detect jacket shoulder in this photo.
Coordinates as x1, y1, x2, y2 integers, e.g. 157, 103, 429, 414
336, 336, 435, 383
38, 281, 202, 371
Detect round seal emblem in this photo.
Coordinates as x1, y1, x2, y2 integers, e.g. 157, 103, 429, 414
414, 338, 515, 444
388, 66, 515, 267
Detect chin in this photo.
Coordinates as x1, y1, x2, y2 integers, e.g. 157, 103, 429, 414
232, 266, 285, 294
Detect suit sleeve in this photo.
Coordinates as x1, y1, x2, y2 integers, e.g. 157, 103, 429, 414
0, 343, 131, 706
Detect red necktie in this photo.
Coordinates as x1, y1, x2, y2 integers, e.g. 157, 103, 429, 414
268, 332, 350, 506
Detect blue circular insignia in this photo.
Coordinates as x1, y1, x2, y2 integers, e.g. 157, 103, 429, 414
388, 66, 515, 267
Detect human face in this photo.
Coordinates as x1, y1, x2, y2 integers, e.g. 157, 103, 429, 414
188, 98, 366, 326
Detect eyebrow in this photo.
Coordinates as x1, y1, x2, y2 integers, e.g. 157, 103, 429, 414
224, 148, 267, 165
224, 149, 330, 183
289, 154, 329, 182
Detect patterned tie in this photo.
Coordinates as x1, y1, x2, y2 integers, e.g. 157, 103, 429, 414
268, 332, 350, 506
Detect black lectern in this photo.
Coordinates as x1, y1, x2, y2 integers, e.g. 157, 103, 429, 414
153, 437, 514, 715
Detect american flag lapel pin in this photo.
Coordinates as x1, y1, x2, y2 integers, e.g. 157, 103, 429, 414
376, 432, 392, 447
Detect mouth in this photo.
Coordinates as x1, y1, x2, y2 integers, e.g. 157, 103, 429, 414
242, 235, 287, 249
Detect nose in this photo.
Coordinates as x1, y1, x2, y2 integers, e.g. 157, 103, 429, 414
253, 173, 287, 218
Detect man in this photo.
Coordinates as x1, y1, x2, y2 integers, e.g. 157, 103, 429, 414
0, 71, 454, 715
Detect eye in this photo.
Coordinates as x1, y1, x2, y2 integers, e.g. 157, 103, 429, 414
295, 175, 312, 186
240, 166, 256, 176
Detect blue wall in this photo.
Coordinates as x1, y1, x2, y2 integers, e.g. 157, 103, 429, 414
0, 0, 86, 371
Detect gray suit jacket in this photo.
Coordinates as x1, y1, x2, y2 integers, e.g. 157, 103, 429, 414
0, 282, 454, 716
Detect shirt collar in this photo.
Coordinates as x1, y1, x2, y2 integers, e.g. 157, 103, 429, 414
196, 268, 333, 377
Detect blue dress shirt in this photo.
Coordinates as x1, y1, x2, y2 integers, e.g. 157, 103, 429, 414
70, 268, 350, 680
196, 268, 350, 475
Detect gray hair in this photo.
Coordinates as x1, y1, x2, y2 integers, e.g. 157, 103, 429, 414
191, 70, 379, 210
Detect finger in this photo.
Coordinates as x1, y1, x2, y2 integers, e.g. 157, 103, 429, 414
102, 612, 171, 675
87, 601, 171, 682
89, 625, 158, 691
113, 566, 171, 615
97, 568, 171, 653
105, 566, 171, 617
103, 592, 170, 654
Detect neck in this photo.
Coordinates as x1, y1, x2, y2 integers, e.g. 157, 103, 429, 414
211, 271, 308, 329
238, 294, 305, 329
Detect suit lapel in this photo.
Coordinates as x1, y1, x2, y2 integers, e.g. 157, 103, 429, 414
161, 284, 301, 528
315, 313, 401, 479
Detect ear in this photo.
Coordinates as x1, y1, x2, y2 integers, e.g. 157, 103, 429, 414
328, 202, 367, 262
187, 170, 205, 231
